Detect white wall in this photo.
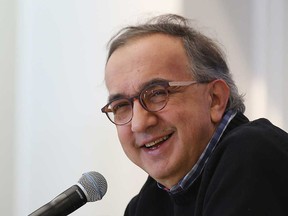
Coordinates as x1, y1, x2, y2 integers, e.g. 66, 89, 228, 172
181, 0, 288, 128
0, 0, 17, 215
0, 0, 287, 215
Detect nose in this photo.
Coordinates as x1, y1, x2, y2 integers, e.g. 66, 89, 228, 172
131, 99, 158, 132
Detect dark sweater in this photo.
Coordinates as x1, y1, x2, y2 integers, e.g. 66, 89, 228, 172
124, 113, 288, 216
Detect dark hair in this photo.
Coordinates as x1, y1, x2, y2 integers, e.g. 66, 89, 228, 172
106, 14, 245, 113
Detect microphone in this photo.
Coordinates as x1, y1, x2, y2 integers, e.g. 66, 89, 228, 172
29, 171, 108, 216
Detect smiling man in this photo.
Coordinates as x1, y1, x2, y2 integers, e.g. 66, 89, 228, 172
101, 14, 288, 216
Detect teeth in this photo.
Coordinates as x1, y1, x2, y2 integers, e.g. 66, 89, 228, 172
145, 135, 170, 148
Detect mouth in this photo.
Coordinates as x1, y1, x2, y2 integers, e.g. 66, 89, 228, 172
144, 133, 172, 150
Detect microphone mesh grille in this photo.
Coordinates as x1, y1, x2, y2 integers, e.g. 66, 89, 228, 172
78, 171, 108, 202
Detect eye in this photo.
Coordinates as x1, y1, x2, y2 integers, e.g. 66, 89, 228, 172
110, 99, 131, 115
145, 87, 167, 103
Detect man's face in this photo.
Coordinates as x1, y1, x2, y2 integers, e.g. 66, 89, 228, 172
105, 34, 218, 188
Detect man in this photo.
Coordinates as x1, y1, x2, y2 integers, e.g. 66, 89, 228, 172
101, 14, 288, 215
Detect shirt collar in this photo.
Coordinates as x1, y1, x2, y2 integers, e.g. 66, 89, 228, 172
158, 110, 237, 194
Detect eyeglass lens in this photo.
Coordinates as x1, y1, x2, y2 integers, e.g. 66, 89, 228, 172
108, 84, 169, 124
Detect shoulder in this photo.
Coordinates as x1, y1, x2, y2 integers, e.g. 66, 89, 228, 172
204, 117, 288, 191
198, 118, 288, 215
228, 117, 288, 139
218, 118, 288, 160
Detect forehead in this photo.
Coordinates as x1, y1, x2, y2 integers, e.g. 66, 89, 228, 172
105, 34, 192, 96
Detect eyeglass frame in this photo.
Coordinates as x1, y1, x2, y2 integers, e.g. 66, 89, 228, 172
101, 80, 207, 125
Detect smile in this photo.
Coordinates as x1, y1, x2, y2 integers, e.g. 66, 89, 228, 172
144, 134, 171, 149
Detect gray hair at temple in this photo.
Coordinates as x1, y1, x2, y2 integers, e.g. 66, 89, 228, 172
106, 14, 245, 113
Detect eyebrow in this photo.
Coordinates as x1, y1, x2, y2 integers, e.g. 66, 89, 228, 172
107, 78, 170, 102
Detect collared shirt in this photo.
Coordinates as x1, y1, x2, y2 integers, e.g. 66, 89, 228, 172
158, 110, 237, 194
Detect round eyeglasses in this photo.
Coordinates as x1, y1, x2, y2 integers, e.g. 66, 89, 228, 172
101, 80, 201, 125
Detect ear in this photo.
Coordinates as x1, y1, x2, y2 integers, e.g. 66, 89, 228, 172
209, 79, 230, 124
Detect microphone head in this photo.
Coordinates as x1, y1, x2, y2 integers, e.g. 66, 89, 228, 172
78, 171, 107, 202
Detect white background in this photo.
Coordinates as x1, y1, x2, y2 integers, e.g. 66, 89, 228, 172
1, 0, 287, 215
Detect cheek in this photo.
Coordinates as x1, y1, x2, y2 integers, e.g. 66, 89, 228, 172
116, 126, 136, 158
116, 126, 131, 147
172, 102, 213, 141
